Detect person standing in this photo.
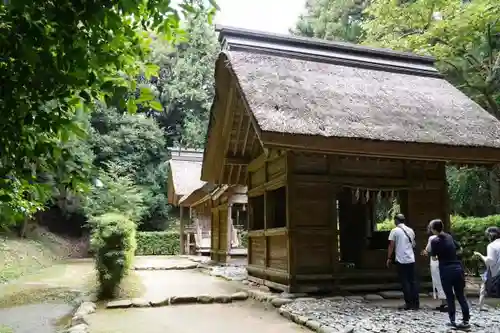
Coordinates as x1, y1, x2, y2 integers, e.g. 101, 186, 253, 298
473, 226, 500, 311
421, 224, 448, 312
429, 219, 470, 330
386, 213, 419, 310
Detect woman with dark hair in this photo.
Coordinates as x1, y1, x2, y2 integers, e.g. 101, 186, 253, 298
473, 226, 500, 310
421, 222, 447, 311
429, 219, 470, 330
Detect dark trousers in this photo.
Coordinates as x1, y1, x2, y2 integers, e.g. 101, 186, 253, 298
440, 264, 470, 323
396, 262, 419, 308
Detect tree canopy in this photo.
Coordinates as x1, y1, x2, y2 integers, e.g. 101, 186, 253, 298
0, 0, 217, 229
293, 0, 500, 217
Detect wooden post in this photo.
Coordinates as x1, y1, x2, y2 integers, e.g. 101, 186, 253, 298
227, 202, 233, 262
180, 206, 185, 255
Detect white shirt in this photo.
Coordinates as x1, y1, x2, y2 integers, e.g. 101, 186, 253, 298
388, 223, 416, 264
426, 235, 439, 265
485, 239, 500, 277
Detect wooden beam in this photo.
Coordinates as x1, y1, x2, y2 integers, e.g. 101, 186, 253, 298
225, 155, 252, 165
180, 206, 185, 255
241, 119, 252, 155
261, 131, 500, 165
217, 86, 235, 183
234, 109, 245, 153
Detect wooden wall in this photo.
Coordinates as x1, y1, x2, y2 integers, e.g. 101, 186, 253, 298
210, 186, 249, 263
247, 150, 289, 289
246, 150, 449, 293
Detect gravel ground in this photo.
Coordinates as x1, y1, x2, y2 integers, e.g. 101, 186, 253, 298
282, 298, 500, 333
210, 265, 248, 281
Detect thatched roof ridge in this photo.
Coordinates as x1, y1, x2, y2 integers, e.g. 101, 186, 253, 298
216, 27, 500, 150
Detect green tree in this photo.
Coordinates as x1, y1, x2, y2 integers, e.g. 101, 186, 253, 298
293, 0, 370, 43
89, 105, 170, 230
0, 0, 216, 228
147, 13, 220, 148
362, 0, 499, 113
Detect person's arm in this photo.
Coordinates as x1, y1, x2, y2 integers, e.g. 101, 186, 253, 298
430, 237, 438, 261
422, 236, 432, 256
474, 244, 491, 264
387, 229, 396, 267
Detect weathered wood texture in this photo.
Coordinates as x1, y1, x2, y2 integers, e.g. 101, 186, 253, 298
246, 150, 448, 293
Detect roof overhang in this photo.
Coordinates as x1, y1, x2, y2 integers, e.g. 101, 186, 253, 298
260, 132, 500, 166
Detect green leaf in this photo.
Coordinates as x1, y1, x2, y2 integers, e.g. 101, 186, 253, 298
67, 122, 87, 139
127, 99, 138, 114
136, 87, 155, 103
149, 100, 163, 111
144, 63, 159, 80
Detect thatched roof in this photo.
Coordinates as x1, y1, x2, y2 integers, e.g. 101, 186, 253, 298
169, 160, 205, 197
218, 26, 500, 150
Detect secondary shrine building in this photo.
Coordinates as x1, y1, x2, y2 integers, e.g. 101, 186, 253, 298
200, 27, 500, 293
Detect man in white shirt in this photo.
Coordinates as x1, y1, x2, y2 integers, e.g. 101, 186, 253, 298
387, 213, 419, 310
474, 226, 500, 310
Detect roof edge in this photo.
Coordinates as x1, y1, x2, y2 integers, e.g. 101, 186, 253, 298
260, 131, 500, 165
215, 25, 441, 78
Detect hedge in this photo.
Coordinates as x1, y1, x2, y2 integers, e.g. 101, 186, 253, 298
135, 231, 180, 255
90, 212, 136, 299
377, 215, 500, 275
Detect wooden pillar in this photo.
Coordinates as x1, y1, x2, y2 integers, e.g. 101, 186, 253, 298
180, 206, 185, 255
227, 203, 233, 262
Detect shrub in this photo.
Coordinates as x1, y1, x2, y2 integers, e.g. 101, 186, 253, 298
239, 230, 248, 248
90, 213, 137, 299
377, 215, 500, 275
451, 215, 500, 275
135, 231, 180, 255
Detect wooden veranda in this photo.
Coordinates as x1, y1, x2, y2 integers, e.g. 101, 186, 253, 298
180, 184, 249, 262
201, 26, 500, 293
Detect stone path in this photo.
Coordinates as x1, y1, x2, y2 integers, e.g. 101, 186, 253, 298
89, 300, 307, 333
56, 256, 500, 333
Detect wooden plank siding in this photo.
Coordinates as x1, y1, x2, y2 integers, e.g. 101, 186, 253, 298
246, 150, 445, 293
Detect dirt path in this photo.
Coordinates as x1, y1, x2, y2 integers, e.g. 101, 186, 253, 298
87, 256, 306, 333
88, 300, 307, 333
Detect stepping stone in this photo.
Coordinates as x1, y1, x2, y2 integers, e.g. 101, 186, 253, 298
280, 292, 308, 299
131, 298, 151, 307
378, 290, 404, 299
197, 295, 214, 304
231, 291, 249, 301
364, 294, 384, 301
214, 295, 232, 303
150, 298, 170, 307
106, 299, 132, 309
71, 314, 89, 326
271, 298, 294, 307
67, 323, 89, 333
305, 320, 322, 331
170, 296, 197, 304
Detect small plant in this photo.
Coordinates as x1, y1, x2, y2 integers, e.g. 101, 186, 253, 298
90, 213, 137, 299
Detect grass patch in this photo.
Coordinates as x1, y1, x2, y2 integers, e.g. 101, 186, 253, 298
0, 325, 13, 333
0, 235, 59, 283
0, 285, 81, 308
